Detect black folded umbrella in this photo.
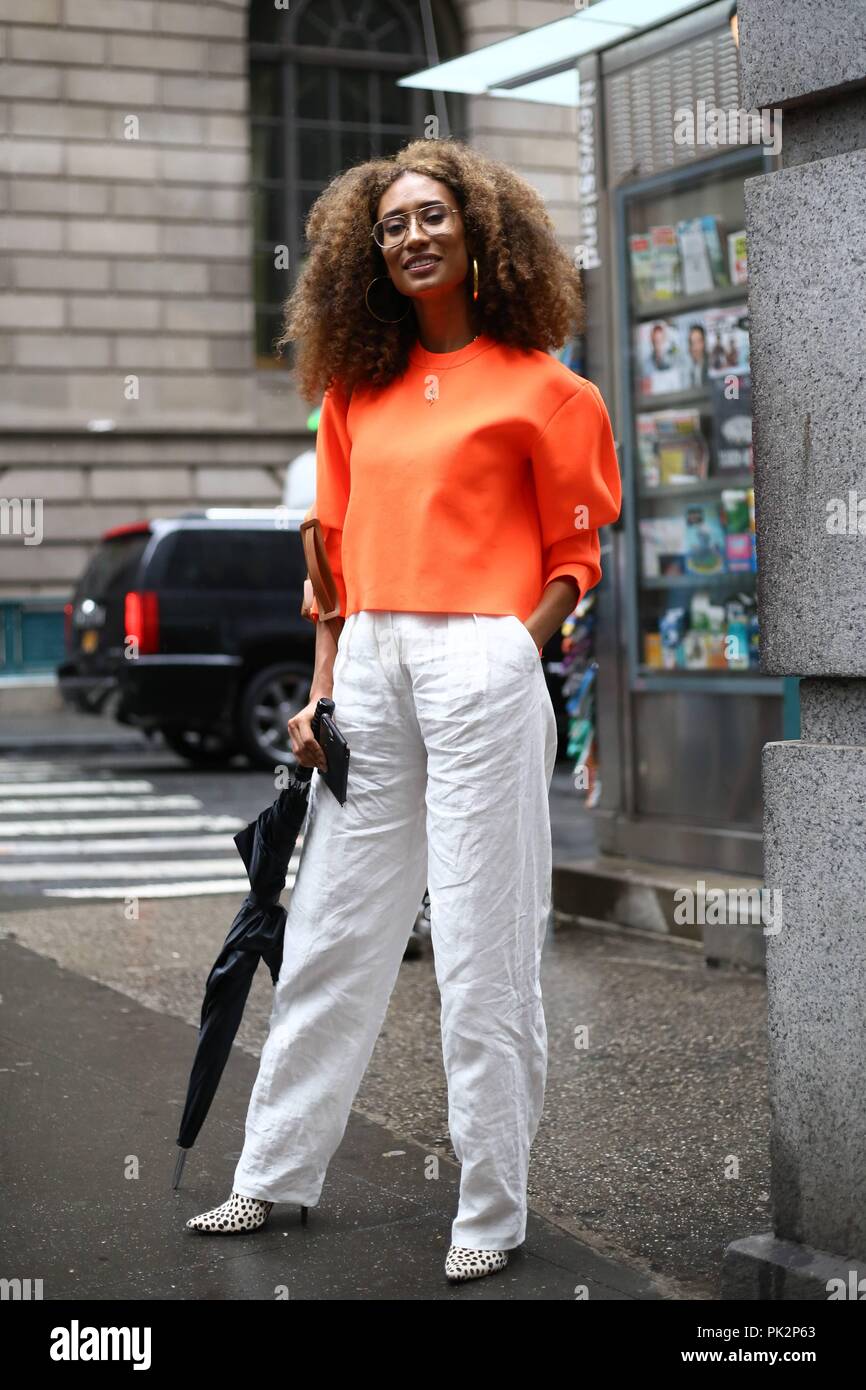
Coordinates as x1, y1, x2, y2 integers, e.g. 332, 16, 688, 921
172, 698, 339, 1190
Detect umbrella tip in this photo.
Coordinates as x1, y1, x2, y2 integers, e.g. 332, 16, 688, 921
172, 1147, 188, 1190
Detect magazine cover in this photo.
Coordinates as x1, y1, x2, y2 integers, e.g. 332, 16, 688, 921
629, 233, 655, 306
672, 311, 710, 389
700, 216, 729, 288
676, 219, 714, 296
727, 230, 748, 285
704, 304, 750, 376
721, 488, 755, 572
634, 319, 686, 397
710, 374, 753, 471
636, 414, 661, 487
649, 225, 682, 299
639, 516, 687, 577
637, 409, 709, 488
684, 502, 727, 575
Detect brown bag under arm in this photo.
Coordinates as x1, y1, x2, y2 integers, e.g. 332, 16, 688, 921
299, 516, 343, 640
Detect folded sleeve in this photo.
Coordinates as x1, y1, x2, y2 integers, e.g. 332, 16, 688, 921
529, 379, 622, 601
307, 379, 351, 621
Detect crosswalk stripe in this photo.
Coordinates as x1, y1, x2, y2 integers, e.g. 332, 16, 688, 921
0, 781, 155, 796
42, 877, 297, 900
0, 834, 294, 857
0, 858, 261, 882
0, 815, 246, 838
0, 762, 84, 778
0, 795, 202, 813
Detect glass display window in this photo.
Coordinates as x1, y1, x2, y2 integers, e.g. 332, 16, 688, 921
617, 150, 768, 686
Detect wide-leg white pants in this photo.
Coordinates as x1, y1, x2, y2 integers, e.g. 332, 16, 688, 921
233, 610, 558, 1250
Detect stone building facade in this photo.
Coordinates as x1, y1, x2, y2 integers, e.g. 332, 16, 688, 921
0, 0, 582, 669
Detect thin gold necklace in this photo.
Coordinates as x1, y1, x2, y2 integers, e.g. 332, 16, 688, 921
423, 334, 481, 405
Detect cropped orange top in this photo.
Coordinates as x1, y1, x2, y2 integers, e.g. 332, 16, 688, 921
307, 333, 621, 628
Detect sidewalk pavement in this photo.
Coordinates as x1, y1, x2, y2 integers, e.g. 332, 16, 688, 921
0, 936, 668, 1301
0, 882, 772, 1302
0, 711, 772, 1299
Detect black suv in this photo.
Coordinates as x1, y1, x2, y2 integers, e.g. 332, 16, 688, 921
58, 509, 315, 769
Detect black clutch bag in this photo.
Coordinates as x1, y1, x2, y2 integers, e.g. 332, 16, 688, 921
311, 696, 350, 806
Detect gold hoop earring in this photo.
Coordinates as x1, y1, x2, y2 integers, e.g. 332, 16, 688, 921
365, 276, 411, 324
472, 257, 479, 302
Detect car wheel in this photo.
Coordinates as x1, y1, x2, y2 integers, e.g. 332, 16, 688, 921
237, 663, 309, 771
159, 727, 240, 767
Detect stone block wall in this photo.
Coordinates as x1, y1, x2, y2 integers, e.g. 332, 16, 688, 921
0, 0, 583, 601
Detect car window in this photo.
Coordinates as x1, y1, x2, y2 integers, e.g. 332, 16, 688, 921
160, 530, 306, 591
76, 533, 150, 598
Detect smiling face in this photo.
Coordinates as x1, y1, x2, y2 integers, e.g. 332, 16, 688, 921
374, 172, 470, 301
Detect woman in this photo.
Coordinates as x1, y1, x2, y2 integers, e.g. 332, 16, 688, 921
187, 139, 621, 1284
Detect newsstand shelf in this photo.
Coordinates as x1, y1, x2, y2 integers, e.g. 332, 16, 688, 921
634, 282, 749, 322
633, 670, 781, 694
638, 472, 754, 500
641, 573, 757, 589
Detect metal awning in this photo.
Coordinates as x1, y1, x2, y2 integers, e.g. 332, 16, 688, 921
399, 0, 710, 106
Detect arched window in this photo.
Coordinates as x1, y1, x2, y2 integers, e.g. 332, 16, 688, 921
250, 0, 465, 367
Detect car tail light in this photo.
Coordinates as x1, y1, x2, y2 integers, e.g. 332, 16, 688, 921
103, 521, 151, 540
63, 602, 73, 652
124, 591, 159, 655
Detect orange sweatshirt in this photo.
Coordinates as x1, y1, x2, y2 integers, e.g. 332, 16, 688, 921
308, 333, 621, 629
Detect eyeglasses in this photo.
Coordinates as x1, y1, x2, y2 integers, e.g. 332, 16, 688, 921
371, 202, 461, 250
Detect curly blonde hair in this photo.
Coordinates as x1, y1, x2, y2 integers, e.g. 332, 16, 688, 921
278, 138, 584, 402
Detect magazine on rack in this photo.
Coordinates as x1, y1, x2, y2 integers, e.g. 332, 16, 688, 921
634, 318, 685, 396
635, 312, 715, 396
684, 502, 727, 575
636, 409, 710, 488
699, 216, 729, 288
628, 233, 655, 307
630, 216, 730, 303
676, 219, 715, 296
649, 225, 682, 298
705, 304, 750, 376
710, 374, 754, 470
639, 515, 687, 577
727, 230, 748, 285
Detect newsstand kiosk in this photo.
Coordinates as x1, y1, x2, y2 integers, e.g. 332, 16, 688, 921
577, 0, 794, 901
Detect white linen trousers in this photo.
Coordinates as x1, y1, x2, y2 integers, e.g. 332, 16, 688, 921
232, 609, 558, 1250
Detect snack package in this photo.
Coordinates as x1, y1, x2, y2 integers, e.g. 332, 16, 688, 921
644, 631, 664, 668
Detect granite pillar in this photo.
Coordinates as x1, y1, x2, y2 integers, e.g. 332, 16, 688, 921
721, 0, 866, 1299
